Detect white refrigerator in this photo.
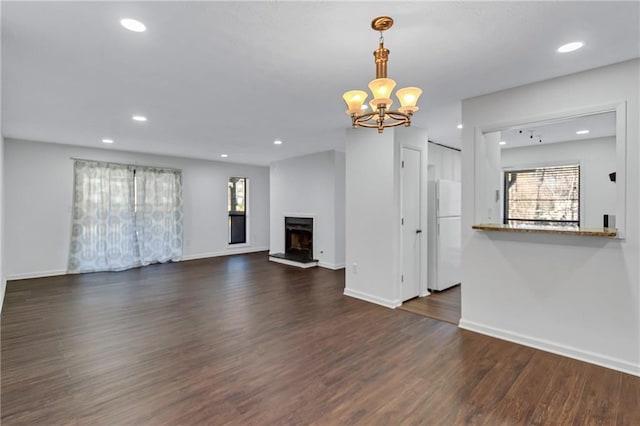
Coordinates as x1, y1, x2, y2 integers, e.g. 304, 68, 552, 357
428, 179, 462, 291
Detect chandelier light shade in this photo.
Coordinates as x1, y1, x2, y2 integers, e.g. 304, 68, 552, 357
343, 16, 422, 133
369, 78, 396, 107
342, 90, 369, 115
396, 87, 423, 114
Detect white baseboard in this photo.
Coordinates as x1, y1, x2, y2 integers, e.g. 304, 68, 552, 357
343, 287, 401, 309
419, 290, 431, 297
7, 269, 68, 281
318, 262, 345, 270
8, 248, 270, 280
459, 319, 640, 377
181, 246, 269, 261
269, 256, 318, 268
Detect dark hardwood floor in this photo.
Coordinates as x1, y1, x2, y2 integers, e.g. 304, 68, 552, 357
399, 284, 461, 324
2, 252, 639, 425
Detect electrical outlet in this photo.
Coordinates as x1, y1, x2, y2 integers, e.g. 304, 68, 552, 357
352, 263, 358, 274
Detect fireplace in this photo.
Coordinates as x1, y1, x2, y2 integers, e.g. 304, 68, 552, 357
269, 216, 317, 267
285, 217, 313, 260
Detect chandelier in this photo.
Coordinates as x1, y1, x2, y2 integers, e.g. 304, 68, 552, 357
342, 16, 423, 134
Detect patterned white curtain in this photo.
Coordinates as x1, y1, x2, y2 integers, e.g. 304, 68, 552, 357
68, 160, 184, 273
68, 160, 140, 273
135, 168, 183, 265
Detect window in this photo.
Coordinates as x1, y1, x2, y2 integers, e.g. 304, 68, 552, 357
503, 165, 580, 227
228, 177, 247, 244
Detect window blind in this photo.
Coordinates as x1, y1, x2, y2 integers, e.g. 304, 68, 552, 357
503, 164, 580, 227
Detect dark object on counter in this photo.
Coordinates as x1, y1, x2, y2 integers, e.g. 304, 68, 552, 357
604, 214, 616, 228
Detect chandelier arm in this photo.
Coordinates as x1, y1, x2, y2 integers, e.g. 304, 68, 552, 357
353, 112, 377, 122
382, 120, 407, 128
353, 121, 385, 129
354, 115, 409, 129
385, 111, 411, 121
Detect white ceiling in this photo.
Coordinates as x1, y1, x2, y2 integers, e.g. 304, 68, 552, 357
500, 111, 616, 149
2, 1, 639, 165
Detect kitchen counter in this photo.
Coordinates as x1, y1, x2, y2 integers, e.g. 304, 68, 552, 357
472, 223, 618, 237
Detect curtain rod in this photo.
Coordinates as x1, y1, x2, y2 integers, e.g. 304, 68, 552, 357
69, 157, 182, 173
428, 140, 462, 152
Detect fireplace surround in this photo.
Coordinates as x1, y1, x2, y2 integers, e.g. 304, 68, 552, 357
269, 216, 318, 268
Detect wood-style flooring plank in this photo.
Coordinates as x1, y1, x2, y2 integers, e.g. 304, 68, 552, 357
2, 252, 638, 425
618, 372, 640, 425
398, 284, 461, 324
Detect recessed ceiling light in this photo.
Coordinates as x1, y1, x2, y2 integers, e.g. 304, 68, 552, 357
132, 115, 147, 122
120, 19, 146, 33
557, 41, 584, 53
220, 154, 228, 158
457, 124, 463, 129
274, 140, 283, 145
576, 130, 590, 135
102, 138, 114, 144
499, 141, 506, 145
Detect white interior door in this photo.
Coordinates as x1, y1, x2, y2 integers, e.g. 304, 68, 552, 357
401, 147, 422, 301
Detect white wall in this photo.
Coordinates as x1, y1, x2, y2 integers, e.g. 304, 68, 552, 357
501, 137, 616, 228
476, 131, 502, 223
461, 59, 639, 376
4, 139, 270, 279
334, 151, 346, 267
428, 142, 461, 182
0, 134, 4, 308
1, 6, 5, 308
344, 127, 429, 308
269, 150, 345, 269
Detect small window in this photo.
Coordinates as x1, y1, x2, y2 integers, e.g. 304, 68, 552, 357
504, 165, 580, 227
228, 177, 247, 244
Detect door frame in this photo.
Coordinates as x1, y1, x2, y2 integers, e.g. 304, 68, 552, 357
396, 138, 430, 303
400, 146, 423, 301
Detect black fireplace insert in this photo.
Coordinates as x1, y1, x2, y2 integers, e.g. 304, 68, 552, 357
284, 217, 313, 260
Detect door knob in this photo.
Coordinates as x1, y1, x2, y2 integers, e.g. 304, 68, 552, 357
416, 229, 422, 234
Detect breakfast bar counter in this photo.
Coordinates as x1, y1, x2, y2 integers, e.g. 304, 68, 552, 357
472, 223, 618, 237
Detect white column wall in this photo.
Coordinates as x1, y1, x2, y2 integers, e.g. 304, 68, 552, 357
0, 135, 4, 308
334, 151, 346, 269
1, 10, 5, 307
344, 126, 429, 308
